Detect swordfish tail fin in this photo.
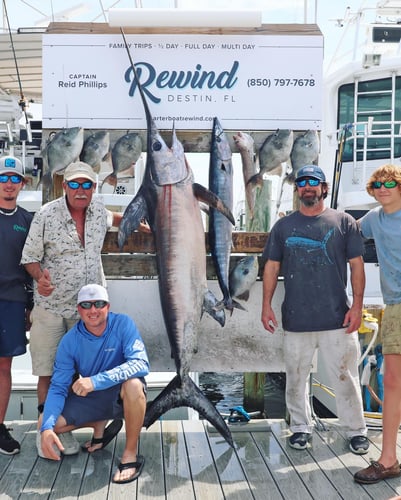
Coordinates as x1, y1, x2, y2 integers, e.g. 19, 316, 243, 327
144, 373, 234, 448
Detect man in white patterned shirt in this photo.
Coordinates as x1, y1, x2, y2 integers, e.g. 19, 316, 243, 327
22, 161, 122, 455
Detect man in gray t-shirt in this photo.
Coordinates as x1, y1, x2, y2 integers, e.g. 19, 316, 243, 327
261, 164, 368, 455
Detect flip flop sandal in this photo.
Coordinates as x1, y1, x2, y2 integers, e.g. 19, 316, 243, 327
81, 419, 123, 452
113, 455, 145, 484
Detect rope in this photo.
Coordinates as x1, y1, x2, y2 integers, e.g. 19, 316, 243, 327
2, 0, 29, 124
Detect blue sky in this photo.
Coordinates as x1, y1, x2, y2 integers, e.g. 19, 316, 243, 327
3, 1, 380, 67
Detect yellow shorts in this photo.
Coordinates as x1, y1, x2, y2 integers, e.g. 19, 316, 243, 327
381, 303, 401, 355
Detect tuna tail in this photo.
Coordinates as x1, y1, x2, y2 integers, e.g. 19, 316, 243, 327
247, 173, 263, 188
215, 296, 247, 314
41, 170, 53, 204
144, 373, 234, 448
100, 172, 117, 193
202, 289, 226, 326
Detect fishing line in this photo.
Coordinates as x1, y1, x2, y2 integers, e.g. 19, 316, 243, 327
2, 0, 31, 138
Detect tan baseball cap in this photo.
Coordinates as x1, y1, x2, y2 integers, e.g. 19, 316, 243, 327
64, 161, 96, 183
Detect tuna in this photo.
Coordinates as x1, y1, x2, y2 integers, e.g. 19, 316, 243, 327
248, 129, 293, 186
288, 129, 320, 182
41, 127, 84, 202
233, 131, 257, 220
118, 31, 234, 448
102, 132, 142, 191
80, 130, 110, 173
209, 117, 243, 313
229, 255, 259, 302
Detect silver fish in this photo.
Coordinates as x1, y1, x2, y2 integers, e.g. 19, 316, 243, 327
229, 255, 259, 302
41, 127, 84, 203
288, 129, 320, 182
209, 117, 243, 313
248, 129, 293, 186
102, 132, 142, 191
80, 130, 110, 173
117, 31, 234, 448
233, 131, 257, 220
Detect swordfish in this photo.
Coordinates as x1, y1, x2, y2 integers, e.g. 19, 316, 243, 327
118, 31, 234, 448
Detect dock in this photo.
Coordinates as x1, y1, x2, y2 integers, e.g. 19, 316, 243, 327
0, 418, 400, 499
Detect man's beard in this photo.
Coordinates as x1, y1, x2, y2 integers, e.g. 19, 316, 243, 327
300, 191, 323, 207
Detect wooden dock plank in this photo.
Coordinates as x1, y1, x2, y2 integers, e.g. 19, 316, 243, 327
1, 420, 401, 499
182, 419, 225, 499
0, 422, 36, 498
133, 421, 166, 500
251, 421, 312, 499
303, 424, 373, 500
329, 424, 399, 500
161, 420, 196, 499
232, 428, 284, 500
206, 422, 254, 500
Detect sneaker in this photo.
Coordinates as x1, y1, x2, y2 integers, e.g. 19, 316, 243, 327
59, 431, 80, 455
288, 432, 312, 450
0, 423, 20, 455
349, 435, 370, 455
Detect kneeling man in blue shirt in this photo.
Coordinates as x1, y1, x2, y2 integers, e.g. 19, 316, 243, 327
38, 283, 149, 484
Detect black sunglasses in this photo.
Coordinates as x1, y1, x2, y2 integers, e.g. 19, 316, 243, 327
78, 300, 108, 310
66, 180, 93, 190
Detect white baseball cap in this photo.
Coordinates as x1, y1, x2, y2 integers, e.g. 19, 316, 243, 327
0, 156, 25, 178
77, 284, 109, 304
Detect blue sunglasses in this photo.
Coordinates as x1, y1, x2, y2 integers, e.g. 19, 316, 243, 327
295, 178, 320, 188
66, 180, 93, 190
0, 174, 23, 184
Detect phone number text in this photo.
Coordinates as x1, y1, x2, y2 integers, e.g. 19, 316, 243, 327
247, 78, 316, 88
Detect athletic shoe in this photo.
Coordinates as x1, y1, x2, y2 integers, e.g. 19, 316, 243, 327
0, 423, 20, 455
59, 431, 80, 455
349, 435, 369, 455
288, 432, 312, 450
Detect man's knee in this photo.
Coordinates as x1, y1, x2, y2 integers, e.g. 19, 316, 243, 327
121, 378, 146, 400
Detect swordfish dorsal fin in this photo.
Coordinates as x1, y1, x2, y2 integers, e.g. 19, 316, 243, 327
193, 183, 235, 225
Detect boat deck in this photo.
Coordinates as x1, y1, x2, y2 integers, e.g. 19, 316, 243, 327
0, 418, 399, 499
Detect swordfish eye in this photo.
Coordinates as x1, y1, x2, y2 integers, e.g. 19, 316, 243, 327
152, 140, 162, 152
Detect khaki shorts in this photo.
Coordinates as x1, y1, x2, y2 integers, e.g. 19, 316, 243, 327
381, 303, 401, 355
29, 305, 77, 376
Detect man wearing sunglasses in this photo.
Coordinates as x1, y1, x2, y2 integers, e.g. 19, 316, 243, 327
21, 161, 124, 456
354, 165, 401, 485
261, 164, 368, 454
38, 284, 149, 484
0, 155, 33, 455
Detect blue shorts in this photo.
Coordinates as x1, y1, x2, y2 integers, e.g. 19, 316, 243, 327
61, 378, 147, 427
0, 300, 27, 357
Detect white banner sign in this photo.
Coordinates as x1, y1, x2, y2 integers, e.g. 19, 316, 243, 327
42, 32, 323, 130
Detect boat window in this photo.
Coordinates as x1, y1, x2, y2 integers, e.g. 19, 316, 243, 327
338, 77, 401, 162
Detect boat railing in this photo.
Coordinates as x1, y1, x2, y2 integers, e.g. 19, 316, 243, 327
336, 117, 401, 186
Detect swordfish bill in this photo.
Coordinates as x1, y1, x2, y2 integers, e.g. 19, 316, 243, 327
118, 30, 234, 448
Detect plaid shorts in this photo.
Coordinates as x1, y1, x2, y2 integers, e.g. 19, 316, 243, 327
381, 303, 401, 354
